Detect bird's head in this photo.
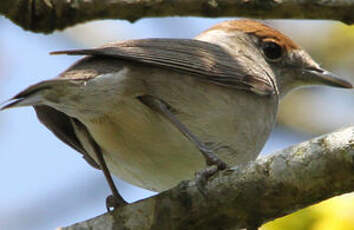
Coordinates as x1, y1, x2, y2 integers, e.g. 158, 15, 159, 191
196, 19, 352, 98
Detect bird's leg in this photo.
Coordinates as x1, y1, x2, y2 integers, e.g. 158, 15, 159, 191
138, 95, 228, 194
87, 134, 127, 212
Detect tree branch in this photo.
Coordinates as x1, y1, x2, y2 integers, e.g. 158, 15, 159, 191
60, 126, 354, 230
1, 0, 354, 33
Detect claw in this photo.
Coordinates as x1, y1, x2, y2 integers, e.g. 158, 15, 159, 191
195, 165, 220, 196
106, 194, 127, 212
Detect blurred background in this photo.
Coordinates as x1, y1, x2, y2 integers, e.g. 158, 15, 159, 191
0, 17, 353, 230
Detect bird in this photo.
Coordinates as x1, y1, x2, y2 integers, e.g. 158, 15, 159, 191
2, 19, 352, 210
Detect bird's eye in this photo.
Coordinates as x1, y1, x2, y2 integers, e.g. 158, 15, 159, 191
262, 41, 283, 61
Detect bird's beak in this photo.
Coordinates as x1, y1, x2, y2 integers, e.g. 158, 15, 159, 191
0, 80, 55, 111
303, 67, 352, 89
0, 94, 42, 111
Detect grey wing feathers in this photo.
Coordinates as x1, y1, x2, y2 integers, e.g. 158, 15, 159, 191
51, 39, 274, 95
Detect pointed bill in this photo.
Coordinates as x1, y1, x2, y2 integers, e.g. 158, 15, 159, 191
303, 68, 352, 89
1, 93, 43, 110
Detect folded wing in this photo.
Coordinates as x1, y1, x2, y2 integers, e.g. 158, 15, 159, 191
52, 39, 274, 96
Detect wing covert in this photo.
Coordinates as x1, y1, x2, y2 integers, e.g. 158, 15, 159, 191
51, 39, 274, 95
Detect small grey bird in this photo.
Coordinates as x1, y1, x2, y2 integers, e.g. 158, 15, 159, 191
2, 19, 352, 209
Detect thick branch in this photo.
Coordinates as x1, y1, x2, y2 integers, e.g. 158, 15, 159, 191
1, 0, 354, 33
60, 126, 354, 230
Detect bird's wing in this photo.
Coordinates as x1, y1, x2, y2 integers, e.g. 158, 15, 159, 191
51, 38, 274, 96
34, 105, 100, 169
37, 39, 274, 169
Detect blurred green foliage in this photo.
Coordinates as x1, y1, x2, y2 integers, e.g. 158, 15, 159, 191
319, 23, 354, 69
263, 193, 354, 230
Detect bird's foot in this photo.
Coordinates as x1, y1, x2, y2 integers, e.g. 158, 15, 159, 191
106, 194, 127, 212
195, 144, 228, 196
200, 145, 228, 170
195, 162, 228, 197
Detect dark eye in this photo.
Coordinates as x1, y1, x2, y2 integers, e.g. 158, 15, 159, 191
262, 41, 283, 61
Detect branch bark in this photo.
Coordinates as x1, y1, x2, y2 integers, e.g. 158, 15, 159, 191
60, 126, 354, 230
1, 0, 354, 33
